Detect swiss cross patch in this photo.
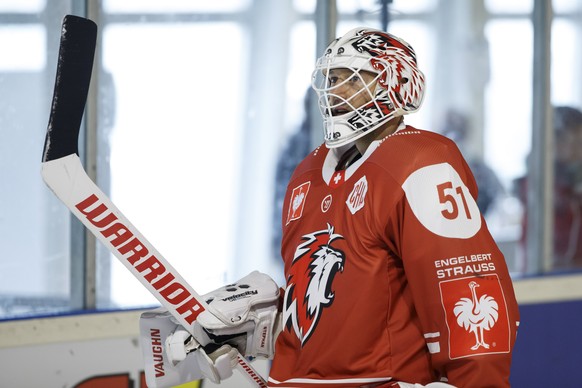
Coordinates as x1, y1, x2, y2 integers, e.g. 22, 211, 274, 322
286, 182, 310, 225
330, 171, 344, 188
439, 275, 511, 359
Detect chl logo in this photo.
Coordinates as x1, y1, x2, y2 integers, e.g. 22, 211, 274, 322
283, 224, 345, 346
439, 275, 511, 359
346, 176, 368, 214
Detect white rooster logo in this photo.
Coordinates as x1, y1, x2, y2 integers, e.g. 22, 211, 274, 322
453, 281, 499, 350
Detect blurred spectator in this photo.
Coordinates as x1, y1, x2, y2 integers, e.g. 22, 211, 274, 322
514, 106, 582, 270
272, 89, 314, 261
439, 109, 505, 215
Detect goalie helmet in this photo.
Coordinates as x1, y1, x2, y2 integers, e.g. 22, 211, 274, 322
311, 27, 426, 148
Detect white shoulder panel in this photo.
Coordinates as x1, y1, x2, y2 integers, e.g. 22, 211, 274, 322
402, 163, 481, 239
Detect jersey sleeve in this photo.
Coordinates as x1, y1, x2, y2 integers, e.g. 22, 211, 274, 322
383, 147, 520, 387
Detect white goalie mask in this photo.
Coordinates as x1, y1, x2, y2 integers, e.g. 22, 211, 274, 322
312, 27, 426, 148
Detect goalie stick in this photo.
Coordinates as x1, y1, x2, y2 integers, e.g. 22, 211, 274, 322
41, 15, 267, 388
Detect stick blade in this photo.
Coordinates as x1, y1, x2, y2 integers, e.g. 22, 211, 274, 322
42, 15, 97, 163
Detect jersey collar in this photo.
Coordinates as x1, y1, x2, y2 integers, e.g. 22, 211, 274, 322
322, 121, 407, 187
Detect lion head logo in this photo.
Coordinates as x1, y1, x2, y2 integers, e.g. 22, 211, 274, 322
283, 224, 345, 346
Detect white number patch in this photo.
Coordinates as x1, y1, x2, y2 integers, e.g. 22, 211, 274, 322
401, 163, 481, 238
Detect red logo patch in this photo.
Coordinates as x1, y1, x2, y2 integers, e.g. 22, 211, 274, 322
439, 275, 511, 359
286, 182, 310, 225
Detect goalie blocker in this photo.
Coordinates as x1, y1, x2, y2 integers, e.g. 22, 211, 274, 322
141, 309, 204, 387
140, 271, 282, 387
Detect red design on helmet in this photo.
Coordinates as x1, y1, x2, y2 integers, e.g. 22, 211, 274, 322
312, 27, 425, 148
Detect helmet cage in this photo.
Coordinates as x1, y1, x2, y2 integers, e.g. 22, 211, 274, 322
311, 28, 425, 148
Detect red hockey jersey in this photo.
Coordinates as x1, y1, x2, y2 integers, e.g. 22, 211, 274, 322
268, 125, 520, 387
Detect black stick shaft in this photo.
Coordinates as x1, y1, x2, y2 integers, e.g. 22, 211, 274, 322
42, 15, 97, 162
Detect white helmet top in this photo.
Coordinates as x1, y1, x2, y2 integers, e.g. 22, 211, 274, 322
312, 27, 426, 148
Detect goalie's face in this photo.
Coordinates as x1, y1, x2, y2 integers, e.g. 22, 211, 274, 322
313, 64, 390, 148
323, 68, 378, 117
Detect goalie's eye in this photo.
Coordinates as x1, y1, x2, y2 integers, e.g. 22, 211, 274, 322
226, 287, 237, 292
326, 70, 362, 89
239, 284, 250, 289
327, 75, 339, 87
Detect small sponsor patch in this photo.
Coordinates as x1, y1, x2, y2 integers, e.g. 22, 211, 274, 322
321, 194, 332, 213
439, 275, 511, 359
286, 182, 310, 225
346, 176, 368, 214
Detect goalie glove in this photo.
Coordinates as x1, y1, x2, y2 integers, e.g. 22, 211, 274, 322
139, 271, 280, 387
195, 270, 282, 359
